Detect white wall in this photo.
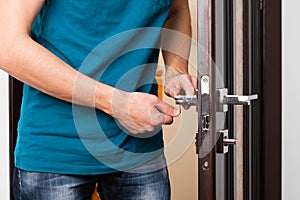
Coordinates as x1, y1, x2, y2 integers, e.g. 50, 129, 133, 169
282, 1, 300, 199
0, 71, 10, 199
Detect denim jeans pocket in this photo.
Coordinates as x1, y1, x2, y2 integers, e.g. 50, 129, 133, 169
13, 168, 97, 200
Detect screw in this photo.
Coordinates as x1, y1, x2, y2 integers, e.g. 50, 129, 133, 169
202, 161, 209, 170
203, 77, 209, 83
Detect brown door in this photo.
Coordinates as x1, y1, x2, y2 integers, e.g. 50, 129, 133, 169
195, 0, 282, 199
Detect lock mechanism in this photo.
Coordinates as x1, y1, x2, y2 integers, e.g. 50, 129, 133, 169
175, 88, 258, 111
174, 87, 257, 155
174, 95, 197, 106
216, 130, 237, 154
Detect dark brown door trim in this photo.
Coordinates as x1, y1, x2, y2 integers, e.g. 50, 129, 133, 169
252, 0, 282, 199
9, 78, 23, 200
262, 0, 282, 199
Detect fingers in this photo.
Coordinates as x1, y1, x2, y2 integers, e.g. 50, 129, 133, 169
180, 74, 196, 96
150, 112, 174, 126
150, 100, 179, 126
179, 75, 197, 110
164, 74, 197, 110
163, 114, 174, 125
164, 86, 180, 97
154, 100, 180, 117
122, 92, 183, 134
191, 76, 198, 90
164, 74, 197, 97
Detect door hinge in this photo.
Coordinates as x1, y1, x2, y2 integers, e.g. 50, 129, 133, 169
260, 0, 263, 10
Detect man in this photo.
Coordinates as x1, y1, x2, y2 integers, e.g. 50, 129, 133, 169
0, 0, 196, 199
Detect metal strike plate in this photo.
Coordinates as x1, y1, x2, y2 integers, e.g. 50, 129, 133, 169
217, 129, 237, 154
200, 75, 210, 115
217, 88, 258, 112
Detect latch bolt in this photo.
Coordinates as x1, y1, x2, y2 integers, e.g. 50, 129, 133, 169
217, 130, 237, 154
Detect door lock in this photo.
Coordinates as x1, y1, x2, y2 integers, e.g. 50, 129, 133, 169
174, 87, 257, 155
174, 95, 197, 106
174, 88, 258, 111
216, 130, 237, 154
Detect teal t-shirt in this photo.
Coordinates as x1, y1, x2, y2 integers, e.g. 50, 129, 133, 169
15, 0, 172, 174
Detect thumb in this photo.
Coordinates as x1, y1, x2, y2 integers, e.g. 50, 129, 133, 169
154, 100, 180, 117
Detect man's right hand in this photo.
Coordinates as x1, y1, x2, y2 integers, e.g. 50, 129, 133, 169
111, 91, 180, 135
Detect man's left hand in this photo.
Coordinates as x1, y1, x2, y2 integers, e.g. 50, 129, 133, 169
164, 68, 197, 110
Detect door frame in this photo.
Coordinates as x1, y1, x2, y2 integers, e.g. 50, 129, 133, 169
262, 0, 282, 199
224, 0, 282, 198
252, 0, 282, 199
9, 78, 23, 199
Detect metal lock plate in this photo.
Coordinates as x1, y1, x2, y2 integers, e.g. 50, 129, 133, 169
216, 130, 237, 154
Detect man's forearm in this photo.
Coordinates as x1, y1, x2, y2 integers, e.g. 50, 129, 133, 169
162, 0, 192, 74
162, 0, 197, 99
0, 35, 116, 115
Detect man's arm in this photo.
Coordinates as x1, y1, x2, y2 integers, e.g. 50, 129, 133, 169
0, 0, 113, 112
0, 0, 179, 134
162, 0, 197, 99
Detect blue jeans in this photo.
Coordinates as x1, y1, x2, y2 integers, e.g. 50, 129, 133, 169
14, 153, 171, 200
13, 167, 170, 200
